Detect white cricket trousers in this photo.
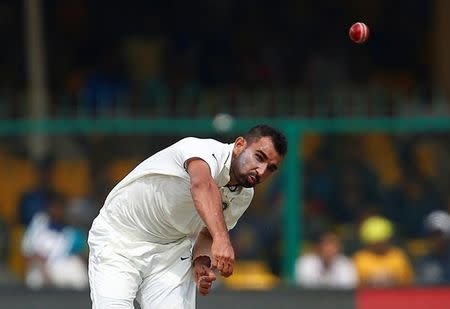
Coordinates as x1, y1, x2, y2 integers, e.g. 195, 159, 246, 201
88, 217, 196, 309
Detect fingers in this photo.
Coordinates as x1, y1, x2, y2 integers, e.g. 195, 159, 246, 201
216, 259, 224, 273
197, 273, 216, 296
198, 283, 210, 296
212, 258, 233, 277
207, 270, 216, 282
211, 257, 218, 270
201, 272, 216, 283
220, 262, 233, 277
210, 239, 235, 277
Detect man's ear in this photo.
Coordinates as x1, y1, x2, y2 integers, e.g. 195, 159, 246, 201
235, 136, 246, 147
233, 137, 247, 155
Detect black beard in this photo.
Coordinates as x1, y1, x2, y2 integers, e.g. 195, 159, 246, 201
240, 180, 254, 188
230, 170, 253, 188
237, 173, 259, 188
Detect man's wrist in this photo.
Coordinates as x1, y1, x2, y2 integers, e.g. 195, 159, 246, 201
210, 233, 231, 246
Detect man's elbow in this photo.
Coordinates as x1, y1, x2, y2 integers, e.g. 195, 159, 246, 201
190, 177, 214, 193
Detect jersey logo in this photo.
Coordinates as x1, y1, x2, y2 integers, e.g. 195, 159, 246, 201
180, 256, 191, 261
222, 202, 229, 211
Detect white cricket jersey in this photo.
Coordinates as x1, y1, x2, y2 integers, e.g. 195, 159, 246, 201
98, 137, 254, 244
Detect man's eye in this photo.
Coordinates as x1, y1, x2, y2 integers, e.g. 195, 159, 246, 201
255, 154, 263, 161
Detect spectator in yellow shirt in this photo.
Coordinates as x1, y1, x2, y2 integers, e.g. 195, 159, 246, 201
353, 216, 414, 287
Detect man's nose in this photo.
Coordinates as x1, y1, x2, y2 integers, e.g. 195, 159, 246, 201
256, 164, 267, 176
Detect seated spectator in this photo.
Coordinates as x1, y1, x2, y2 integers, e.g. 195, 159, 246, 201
295, 232, 357, 289
416, 210, 450, 285
21, 192, 88, 290
18, 156, 56, 226
353, 216, 414, 287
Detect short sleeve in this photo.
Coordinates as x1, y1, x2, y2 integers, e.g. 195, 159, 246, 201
176, 138, 222, 179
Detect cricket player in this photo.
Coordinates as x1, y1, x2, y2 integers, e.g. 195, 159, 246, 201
88, 124, 287, 308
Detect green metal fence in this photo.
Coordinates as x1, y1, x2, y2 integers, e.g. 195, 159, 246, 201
1, 117, 449, 282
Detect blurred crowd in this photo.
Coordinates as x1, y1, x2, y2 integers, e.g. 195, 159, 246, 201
1, 0, 447, 119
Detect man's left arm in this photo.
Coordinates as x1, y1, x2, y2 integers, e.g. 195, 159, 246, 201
192, 227, 216, 295
192, 227, 213, 263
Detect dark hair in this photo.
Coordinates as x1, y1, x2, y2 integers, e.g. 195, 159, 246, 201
243, 125, 287, 156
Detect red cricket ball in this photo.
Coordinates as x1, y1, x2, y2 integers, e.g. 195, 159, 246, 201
349, 22, 369, 44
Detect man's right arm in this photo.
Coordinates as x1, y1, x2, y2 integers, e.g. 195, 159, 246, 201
186, 158, 234, 277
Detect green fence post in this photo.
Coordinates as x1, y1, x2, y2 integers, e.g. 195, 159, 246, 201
281, 122, 302, 283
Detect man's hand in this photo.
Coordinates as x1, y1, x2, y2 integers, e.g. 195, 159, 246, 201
193, 256, 216, 296
210, 236, 234, 277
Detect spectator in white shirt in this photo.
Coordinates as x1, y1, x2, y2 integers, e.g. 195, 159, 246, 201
295, 232, 357, 289
21, 192, 88, 290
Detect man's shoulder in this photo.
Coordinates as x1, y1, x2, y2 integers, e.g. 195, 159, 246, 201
176, 137, 232, 165
147, 137, 226, 164
178, 137, 225, 147
179, 136, 221, 143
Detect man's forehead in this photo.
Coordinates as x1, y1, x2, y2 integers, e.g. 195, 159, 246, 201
249, 137, 282, 160
251, 137, 275, 150
250, 136, 274, 149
